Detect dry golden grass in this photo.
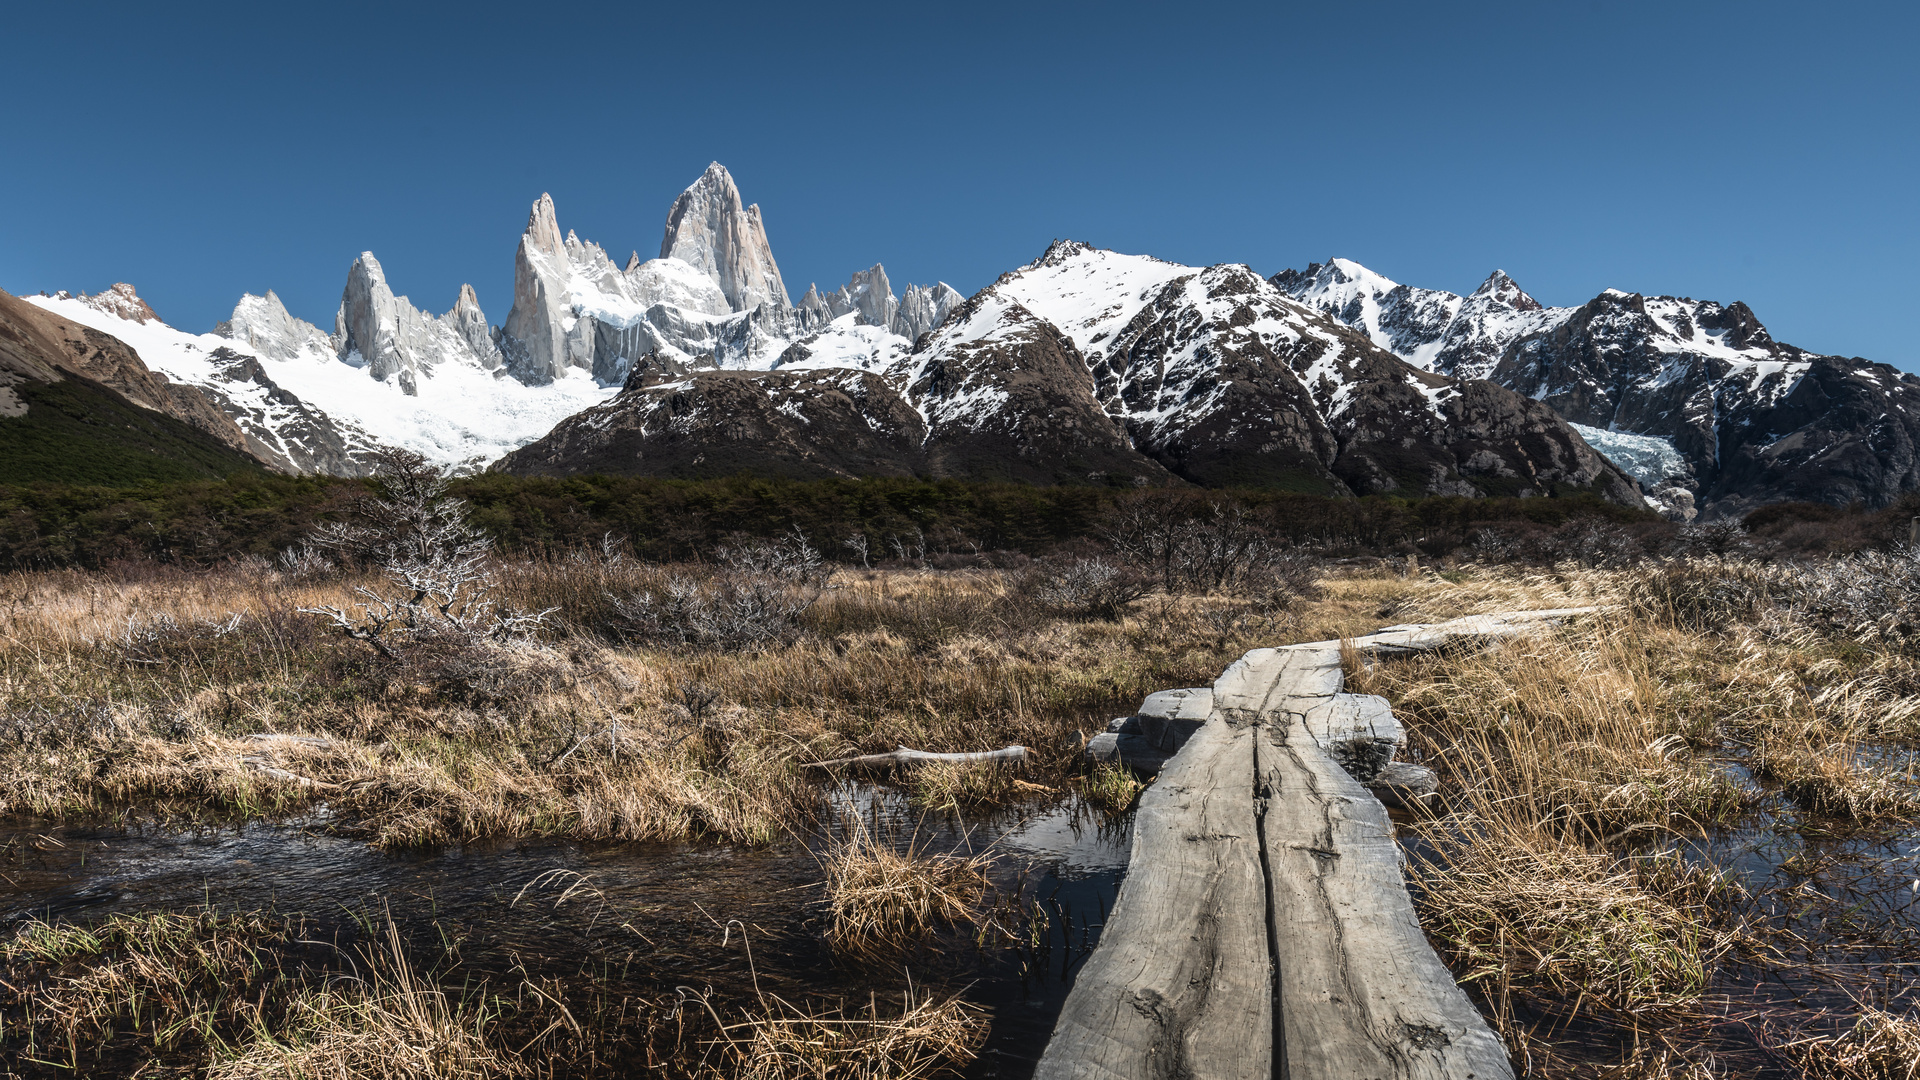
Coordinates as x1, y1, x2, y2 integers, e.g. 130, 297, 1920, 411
1786, 1006, 1920, 1080
0, 558, 1460, 847
1406, 833, 1746, 1012
682, 985, 987, 1080
905, 759, 1051, 811
209, 919, 515, 1080
820, 828, 996, 955
1351, 561, 1920, 1071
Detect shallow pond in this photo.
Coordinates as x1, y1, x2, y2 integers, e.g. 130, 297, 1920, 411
0, 786, 1131, 1077
1399, 807, 1920, 1076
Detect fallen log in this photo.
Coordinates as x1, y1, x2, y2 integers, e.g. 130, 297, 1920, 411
801, 745, 1028, 769
240, 755, 338, 791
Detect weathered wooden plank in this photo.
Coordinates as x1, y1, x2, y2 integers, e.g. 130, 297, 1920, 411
1302, 692, 1404, 748
1258, 667, 1514, 1080
1036, 713, 1270, 1080
1048, 611, 1590, 1078
1353, 608, 1596, 656
1139, 687, 1214, 721
1086, 688, 1214, 772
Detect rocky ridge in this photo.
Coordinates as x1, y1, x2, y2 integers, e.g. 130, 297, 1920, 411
1277, 259, 1920, 517
502, 239, 1643, 506
0, 287, 267, 479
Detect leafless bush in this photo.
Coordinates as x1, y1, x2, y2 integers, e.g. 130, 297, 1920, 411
298, 450, 551, 660
1626, 559, 1772, 631
886, 527, 929, 569
843, 531, 872, 570
1672, 519, 1753, 558
1779, 547, 1920, 645
1547, 518, 1644, 568
1467, 527, 1522, 562
106, 611, 246, 666
1104, 498, 1314, 596
717, 527, 829, 585
1026, 558, 1149, 621
607, 572, 818, 651
277, 542, 335, 580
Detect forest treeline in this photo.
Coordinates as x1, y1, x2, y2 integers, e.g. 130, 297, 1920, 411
0, 471, 1905, 570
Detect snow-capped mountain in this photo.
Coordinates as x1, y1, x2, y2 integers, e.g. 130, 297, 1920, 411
26, 273, 610, 475
502, 239, 1641, 506
0, 286, 263, 482
1277, 259, 1920, 517
493, 167, 961, 387
24, 163, 961, 477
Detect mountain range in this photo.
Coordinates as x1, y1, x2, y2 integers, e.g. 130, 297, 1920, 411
10, 163, 1916, 519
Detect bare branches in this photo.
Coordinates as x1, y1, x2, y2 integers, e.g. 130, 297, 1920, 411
297, 451, 552, 659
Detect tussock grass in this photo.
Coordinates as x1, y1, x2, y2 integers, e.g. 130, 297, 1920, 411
210, 919, 513, 1080
820, 829, 996, 955
906, 759, 1046, 811
1356, 557, 1920, 1071
1787, 1006, 1920, 1080
1408, 833, 1746, 1011
1753, 738, 1920, 820
1, 909, 297, 1064
1076, 763, 1143, 816
683, 985, 987, 1080
1350, 618, 1752, 837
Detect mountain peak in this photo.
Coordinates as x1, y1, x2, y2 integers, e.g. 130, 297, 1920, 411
1466, 269, 1542, 312
1037, 239, 1095, 267
1270, 259, 1399, 304
658, 162, 789, 312
524, 194, 564, 259
79, 282, 160, 324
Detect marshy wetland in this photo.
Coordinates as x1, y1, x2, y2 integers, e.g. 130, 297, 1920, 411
0, 476, 1917, 1078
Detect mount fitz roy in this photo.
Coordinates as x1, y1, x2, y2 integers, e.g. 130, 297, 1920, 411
10, 161, 1913, 517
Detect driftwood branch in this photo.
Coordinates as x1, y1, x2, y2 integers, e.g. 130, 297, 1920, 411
802, 745, 1028, 769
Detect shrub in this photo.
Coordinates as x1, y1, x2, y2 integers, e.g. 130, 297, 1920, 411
1025, 558, 1148, 621
1625, 558, 1771, 631
1779, 548, 1920, 645
607, 571, 818, 651
298, 451, 552, 660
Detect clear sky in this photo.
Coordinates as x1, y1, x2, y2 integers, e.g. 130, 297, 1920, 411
3, 1, 1915, 367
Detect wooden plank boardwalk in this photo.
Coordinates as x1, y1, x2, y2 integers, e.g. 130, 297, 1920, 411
1041, 609, 1593, 1080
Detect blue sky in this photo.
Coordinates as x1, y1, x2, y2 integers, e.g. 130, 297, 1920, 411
3, 1, 1915, 367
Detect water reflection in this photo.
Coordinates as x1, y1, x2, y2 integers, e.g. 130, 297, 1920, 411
0, 784, 1132, 1079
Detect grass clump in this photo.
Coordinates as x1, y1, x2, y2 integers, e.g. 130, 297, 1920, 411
821, 831, 995, 955
209, 920, 514, 1080
1786, 1006, 1920, 1080
0, 909, 297, 1064
907, 760, 1042, 812
1077, 763, 1143, 816
1753, 739, 1920, 820
683, 985, 987, 1080
1408, 833, 1746, 1011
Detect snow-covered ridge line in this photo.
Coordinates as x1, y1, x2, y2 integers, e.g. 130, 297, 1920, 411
25, 289, 614, 475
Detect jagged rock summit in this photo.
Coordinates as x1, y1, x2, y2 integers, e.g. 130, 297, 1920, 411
23, 162, 967, 479
660, 162, 790, 312
335, 252, 502, 394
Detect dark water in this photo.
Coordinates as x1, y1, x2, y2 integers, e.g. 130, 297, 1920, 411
1398, 807, 1920, 1075
0, 788, 1131, 1078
